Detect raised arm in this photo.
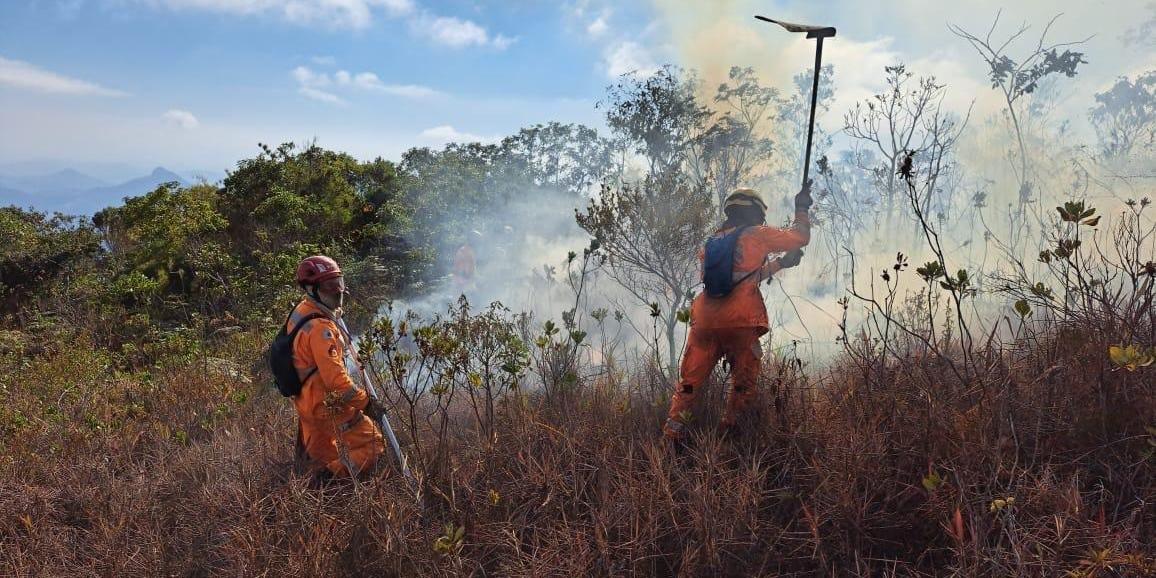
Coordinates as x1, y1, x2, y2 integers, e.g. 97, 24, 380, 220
751, 181, 813, 253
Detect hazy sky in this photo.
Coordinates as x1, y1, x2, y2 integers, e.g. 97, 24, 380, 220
0, 0, 1152, 178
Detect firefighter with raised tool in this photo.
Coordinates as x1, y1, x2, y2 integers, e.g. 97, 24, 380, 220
284, 256, 386, 478
663, 184, 812, 442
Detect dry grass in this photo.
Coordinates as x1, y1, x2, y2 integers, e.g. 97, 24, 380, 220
1, 315, 1153, 577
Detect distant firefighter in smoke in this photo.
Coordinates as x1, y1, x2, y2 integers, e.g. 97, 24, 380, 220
452, 233, 479, 295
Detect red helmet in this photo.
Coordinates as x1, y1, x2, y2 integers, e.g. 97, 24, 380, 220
296, 255, 343, 286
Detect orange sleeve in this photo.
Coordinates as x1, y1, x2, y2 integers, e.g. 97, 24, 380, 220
306, 321, 369, 411
750, 211, 811, 255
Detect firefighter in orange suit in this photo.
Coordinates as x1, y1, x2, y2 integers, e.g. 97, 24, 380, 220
290, 256, 385, 477
453, 242, 477, 294
663, 184, 812, 441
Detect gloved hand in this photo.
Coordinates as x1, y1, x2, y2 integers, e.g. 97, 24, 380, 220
364, 397, 386, 423
777, 249, 804, 269
794, 180, 814, 212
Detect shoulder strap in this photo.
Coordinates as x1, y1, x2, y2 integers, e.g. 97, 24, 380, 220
711, 223, 748, 238
279, 308, 295, 333
730, 225, 759, 285
289, 312, 327, 386
289, 312, 326, 336
734, 268, 760, 286
726, 224, 750, 236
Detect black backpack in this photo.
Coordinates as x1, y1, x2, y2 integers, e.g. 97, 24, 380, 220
702, 225, 757, 298
269, 311, 326, 397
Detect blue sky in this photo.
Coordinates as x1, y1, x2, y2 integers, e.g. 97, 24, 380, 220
1, 0, 1153, 180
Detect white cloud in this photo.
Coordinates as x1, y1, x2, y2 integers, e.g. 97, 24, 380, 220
604, 41, 658, 78
350, 72, 378, 89
291, 65, 324, 86
162, 109, 199, 129
377, 0, 414, 15
121, 1, 512, 48
565, 1, 616, 41
132, 0, 414, 29
292, 65, 345, 103
427, 16, 487, 47
377, 83, 437, 98
299, 87, 345, 104
587, 15, 609, 38
419, 125, 495, 144
340, 69, 444, 97
292, 64, 443, 104
376, 82, 445, 99
0, 55, 127, 96
412, 14, 515, 49
492, 34, 516, 50
311, 55, 337, 66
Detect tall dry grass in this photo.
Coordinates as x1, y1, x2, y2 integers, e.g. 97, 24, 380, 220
1, 310, 1152, 576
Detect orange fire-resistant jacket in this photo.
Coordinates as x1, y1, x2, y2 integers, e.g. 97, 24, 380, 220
689, 211, 811, 332
288, 298, 383, 477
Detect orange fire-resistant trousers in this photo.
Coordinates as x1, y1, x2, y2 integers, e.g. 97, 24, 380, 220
663, 326, 764, 439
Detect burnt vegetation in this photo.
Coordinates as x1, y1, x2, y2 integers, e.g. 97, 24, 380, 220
2, 14, 1155, 577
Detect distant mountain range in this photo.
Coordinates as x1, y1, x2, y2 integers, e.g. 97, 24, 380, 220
0, 167, 223, 215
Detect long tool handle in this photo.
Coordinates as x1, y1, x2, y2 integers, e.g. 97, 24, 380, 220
802, 36, 825, 188
336, 317, 417, 489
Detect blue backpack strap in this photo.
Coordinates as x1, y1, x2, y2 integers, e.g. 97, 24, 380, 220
728, 225, 760, 284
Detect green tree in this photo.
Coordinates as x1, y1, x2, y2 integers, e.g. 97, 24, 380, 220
398, 142, 522, 262
218, 142, 409, 314
950, 12, 1088, 227
220, 142, 405, 263
1090, 70, 1156, 159
398, 123, 615, 277
688, 66, 779, 210
0, 207, 100, 319
95, 183, 231, 302
772, 65, 835, 195
601, 65, 711, 176
576, 172, 714, 371
498, 122, 618, 194
843, 64, 968, 236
